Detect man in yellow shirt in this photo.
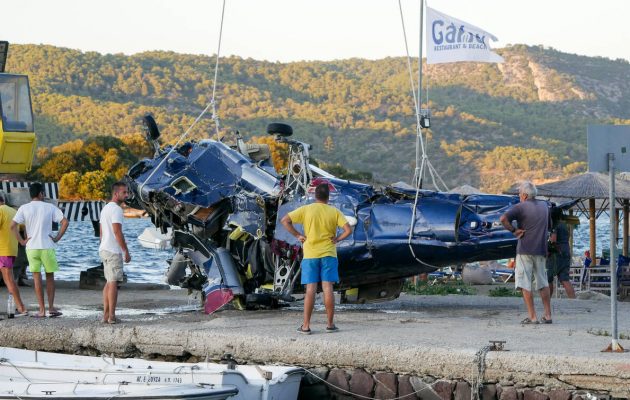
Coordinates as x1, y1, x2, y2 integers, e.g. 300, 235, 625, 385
281, 183, 352, 334
0, 192, 28, 316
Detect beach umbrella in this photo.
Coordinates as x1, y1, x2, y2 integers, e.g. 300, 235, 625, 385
448, 184, 483, 195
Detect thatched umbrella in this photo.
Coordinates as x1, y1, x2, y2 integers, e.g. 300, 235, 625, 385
506, 172, 630, 259
448, 184, 483, 195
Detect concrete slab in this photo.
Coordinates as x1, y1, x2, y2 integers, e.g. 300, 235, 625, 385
0, 283, 628, 396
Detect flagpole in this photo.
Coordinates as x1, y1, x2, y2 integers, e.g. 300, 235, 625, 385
415, 0, 424, 188
418, 0, 423, 125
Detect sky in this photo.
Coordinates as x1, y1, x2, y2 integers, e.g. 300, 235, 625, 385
2, 0, 629, 63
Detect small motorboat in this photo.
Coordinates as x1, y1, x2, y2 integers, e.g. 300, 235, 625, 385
0, 382, 237, 399
137, 227, 172, 250
0, 347, 303, 400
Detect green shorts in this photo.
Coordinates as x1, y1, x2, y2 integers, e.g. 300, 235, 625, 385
26, 249, 59, 274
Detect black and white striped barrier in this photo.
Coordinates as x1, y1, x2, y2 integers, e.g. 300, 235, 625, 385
58, 201, 105, 222
1, 181, 105, 222
0, 181, 59, 200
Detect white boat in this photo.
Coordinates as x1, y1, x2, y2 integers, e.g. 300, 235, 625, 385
0, 382, 236, 399
0, 347, 303, 400
138, 227, 173, 250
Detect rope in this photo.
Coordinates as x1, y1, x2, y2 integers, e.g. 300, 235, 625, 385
427, 159, 448, 190
398, 0, 447, 192
301, 367, 441, 400
398, 0, 440, 270
138, 0, 227, 202
211, 0, 227, 139
471, 345, 493, 400
397, 0, 427, 186
0, 357, 32, 382
407, 193, 443, 270
398, 0, 450, 270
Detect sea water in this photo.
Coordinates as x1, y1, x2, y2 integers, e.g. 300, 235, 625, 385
53, 218, 171, 284
50, 215, 616, 285
572, 215, 614, 258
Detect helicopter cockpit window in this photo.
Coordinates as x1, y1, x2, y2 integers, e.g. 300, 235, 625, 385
171, 176, 197, 195
0, 75, 34, 132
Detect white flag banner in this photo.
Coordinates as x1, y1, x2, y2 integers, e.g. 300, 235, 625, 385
426, 7, 504, 64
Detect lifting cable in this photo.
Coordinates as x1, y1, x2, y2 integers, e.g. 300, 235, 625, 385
138, 0, 227, 202
211, 0, 227, 139
398, 0, 447, 269
398, 0, 447, 192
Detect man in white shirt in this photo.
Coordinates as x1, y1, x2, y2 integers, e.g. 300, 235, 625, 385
10, 182, 69, 318
99, 182, 131, 324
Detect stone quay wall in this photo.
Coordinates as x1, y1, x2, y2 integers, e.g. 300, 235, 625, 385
298, 367, 619, 400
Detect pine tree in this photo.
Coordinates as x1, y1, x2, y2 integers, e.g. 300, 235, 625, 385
324, 136, 334, 153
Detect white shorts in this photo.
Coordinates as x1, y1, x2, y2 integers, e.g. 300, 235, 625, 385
515, 254, 548, 291
100, 250, 124, 283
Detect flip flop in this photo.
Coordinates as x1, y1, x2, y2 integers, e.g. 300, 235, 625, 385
325, 325, 339, 333
520, 317, 539, 325
48, 311, 63, 318
296, 325, 311, 335
15, 311, 29, 317
31, 313, 46, 319
540, 317, 553, 324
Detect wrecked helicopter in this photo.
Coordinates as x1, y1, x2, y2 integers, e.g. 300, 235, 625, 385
125, 116, 520, 313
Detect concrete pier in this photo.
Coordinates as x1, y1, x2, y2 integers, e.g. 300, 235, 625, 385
0, 282, 628, 398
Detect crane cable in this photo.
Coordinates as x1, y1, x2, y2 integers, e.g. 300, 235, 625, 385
211, 0, 227, 138
138, 0, 226, 202
398, 0, 447, 269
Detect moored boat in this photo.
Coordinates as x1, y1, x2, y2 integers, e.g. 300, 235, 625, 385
137, 226, 173, 250
0, 347, 303, 400
0, 382, 237, 400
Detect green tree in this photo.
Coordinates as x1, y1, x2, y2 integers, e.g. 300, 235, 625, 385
479, 146, 561, 193
121, 133, 153, 158
37, 153, 81, 182
59, 171, 81, 200
250, 136, 289, 173
78, 171, 112, 200
324, 136, 334, 153
8, 43, 630, 187
31, 135, 139, 199
100, 148, 121, 173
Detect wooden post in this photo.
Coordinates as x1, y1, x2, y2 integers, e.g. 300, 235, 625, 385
624, 199, 629, 257
590, 198, 596, 260
615, 208, 620, 247
569, 209, 574, 260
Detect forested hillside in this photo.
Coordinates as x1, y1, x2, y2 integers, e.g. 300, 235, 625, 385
6, 44, 630, 194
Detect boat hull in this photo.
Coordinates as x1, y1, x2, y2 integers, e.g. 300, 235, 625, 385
0, 382, 236, 400
0, 347, 302, 400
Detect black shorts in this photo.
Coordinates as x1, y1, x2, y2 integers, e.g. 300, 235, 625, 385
546, 253, 570, 282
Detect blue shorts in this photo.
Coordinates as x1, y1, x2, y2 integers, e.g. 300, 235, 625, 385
301, 257, 339, 285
